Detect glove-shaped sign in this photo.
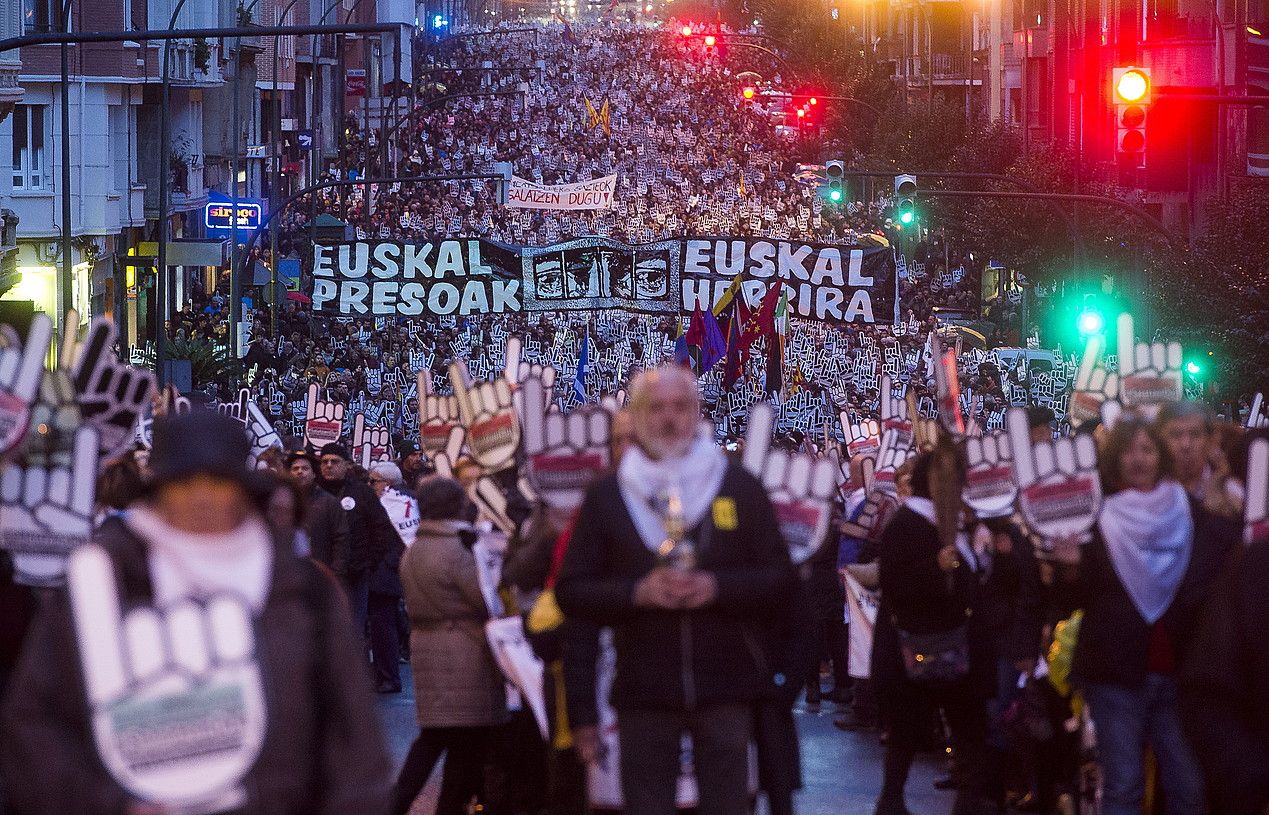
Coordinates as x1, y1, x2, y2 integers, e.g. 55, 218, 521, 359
1071, 335, 1119, 427
417, 371, 461, 458
219, 389, 282, 467
1116, 313, 1182, 409
352, 412, 394, 467
68, 317, 157, 459
519, 372, 610, 511
0, 313, 52, 456
742, 402, 841, 564
1006, 407, 1102, 547
1245, 437, 1268, 547
68, 543, 267, 814
839, 410, 880, 459
303, 382, 344, 451
450, 359, 520, 474
1246, 393, 1268, 430
839, 457, 900, 546
1, 425, 99, 586
873, 424, 916, 496
962, 432, 1017, 520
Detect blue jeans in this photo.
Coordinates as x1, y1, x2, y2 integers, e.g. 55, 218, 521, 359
1083, 674, 1204, 815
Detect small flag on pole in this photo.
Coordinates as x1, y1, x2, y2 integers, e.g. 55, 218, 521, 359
575, 330, 590, 403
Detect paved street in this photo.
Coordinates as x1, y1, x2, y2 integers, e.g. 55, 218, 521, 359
378, 668, 951, 815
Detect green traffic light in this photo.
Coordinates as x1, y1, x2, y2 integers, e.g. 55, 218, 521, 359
1077, 309, 1105, 336
1185, 361, 1202, 375
829, 189, 843, 202
899, 210, 914, 225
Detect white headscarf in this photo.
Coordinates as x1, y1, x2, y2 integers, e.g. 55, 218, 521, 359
1098, 481, 1194, 624
617, 428, 727, 552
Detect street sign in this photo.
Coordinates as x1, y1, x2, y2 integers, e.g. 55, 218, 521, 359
205, 202, 263, 231
297, 130, 314, 151
345, 69, 367, 97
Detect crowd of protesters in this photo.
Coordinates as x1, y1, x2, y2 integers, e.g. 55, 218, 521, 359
0, 15, 1267, 815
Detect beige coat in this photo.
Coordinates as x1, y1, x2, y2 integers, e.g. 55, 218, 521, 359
400, 519, 507, 728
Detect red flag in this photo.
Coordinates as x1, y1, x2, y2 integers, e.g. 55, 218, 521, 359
684, 306, 706, 349
740, 283, 783, 353
722, 298, 749, 389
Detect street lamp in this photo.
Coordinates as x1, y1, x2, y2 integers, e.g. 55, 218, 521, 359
155, 0, 189, 387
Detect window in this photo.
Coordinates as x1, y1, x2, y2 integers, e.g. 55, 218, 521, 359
109, 104, 132, 193
22, 0, 58, 33
12, 105, 49, 191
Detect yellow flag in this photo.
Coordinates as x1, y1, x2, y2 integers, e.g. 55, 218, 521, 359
738, 173, 746, 197
712, 272, 744, 317
599, 98, 612, 137
583, 96, 600, 129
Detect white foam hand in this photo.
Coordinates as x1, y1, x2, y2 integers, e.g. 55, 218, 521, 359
68, 543, 266, 813
242, 399, 282, 464
303, 382, 344, 450
1244, 437, 1268, 546
430, 425, 466, 480
839, 459, 899, 545
450, 359, 520, 474
0, 424, 99, 586
873, 425, 916, 495
417, 370, 460, 458
839, 410, 880, 458
742, 402, 840, 564
879, 374, 910, 432
962, 432, 1017, 519
355, 415, 393, 468
503, 335, 559, 392
599, 387, 627, 413
519, 373, 610, 511
0, 313, 52, 456
1006, 407, 1102, 546
1245, 393, 1268, 429
68, 317, 156, 459
1116, 313, 1182, 408
470, 476, 517, 537
1071, 334, 1119, 427
932, 338, 965, 436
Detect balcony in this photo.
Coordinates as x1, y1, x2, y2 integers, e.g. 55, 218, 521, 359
897, 53, 985, 85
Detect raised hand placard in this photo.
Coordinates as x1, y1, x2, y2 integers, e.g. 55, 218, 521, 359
68, 543, 267, 814
1116, 313, 1182, 409
0, 313, 52, 456
450, 359, 520, 474
69, 317, 157, 459
742, 402, 840, 564
303, 383, 345, 451
1006, 407, 1102, 548
1070, 335, 1119, 428
1245, 437, 1268, 547
962, 432, 1017, 519
519, 373, 610, 511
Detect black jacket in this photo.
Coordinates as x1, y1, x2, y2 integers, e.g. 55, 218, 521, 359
979, 521, 1045, 664
318, 476, 394, 577
1071, 497, 1235, 688
0, 517, 391, 815
302, 485, 351, 577
870, 506, 994, 693
1180, 542, 1269, 815
555, 464, 794, 712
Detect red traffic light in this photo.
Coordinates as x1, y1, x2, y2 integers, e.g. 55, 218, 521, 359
703, 34, 717, 47
681, 25, 693, 36
1115, 68, 1150, 103
796, 108, 806, 118
809, 97, 818, 106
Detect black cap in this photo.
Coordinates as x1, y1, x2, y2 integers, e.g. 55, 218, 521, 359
320, 443, 350, 460
286, 450, 317, 469
150, 411, 251, 487
398, 439, 420, 456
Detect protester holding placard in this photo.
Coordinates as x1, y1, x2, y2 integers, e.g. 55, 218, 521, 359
1064, 414, 1237, 815
2, 411, 392, 815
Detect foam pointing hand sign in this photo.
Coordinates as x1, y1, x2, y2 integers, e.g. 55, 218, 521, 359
519, 372, 610, 511
67, 543, 267, 814
1006, 407, 1102, 548
303, 383, 344, 451
742, 402, 840, 564
450, 359, 520, 473
0, 313, 52, 456
1116, 313, 1182, 410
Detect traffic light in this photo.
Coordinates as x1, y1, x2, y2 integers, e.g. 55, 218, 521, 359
1113, 67, 1150, 167
703, 34, 717, 47
742, 86, 756, 102
681, 25, 693, 36
825, 160, 845, 203
894, 174, 917, 225
1077, 296, 1106, 337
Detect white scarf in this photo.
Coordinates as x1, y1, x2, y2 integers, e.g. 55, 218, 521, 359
618, 430, 727, 553
1098, 481, 1193, 625
128, 506, 275, 614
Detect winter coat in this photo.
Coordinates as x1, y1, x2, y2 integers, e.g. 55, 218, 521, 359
318, 475, 394, 577
870, 506, 994, 696
399, 519, 507, 729
368, 489, 409, 597
302, 484, 351, 577
555, 464, 794, 712
0, 516, 392, 815
1072, 497, 1235, 688
1180, 541, 1269, 815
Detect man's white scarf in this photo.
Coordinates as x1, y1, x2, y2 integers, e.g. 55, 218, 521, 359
617, 430, 727, 553
1098, 481, 1193, 625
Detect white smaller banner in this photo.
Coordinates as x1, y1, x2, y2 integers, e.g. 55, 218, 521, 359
506, 175, 617, 211
485, 616, 548, 741
843, 572, 879, 680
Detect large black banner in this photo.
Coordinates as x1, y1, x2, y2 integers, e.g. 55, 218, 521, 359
309, 236, 896, 324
